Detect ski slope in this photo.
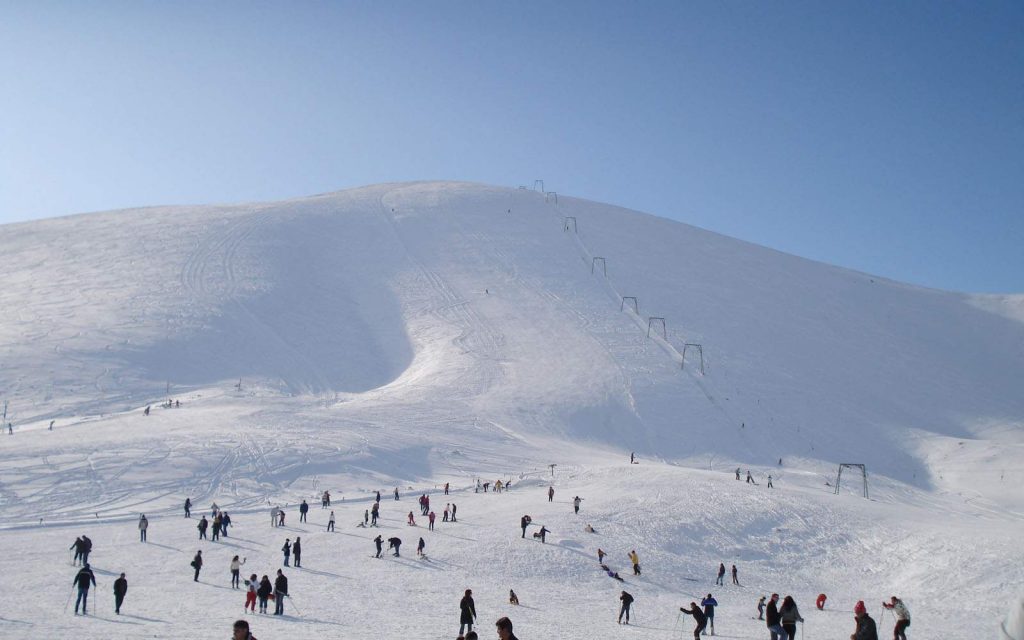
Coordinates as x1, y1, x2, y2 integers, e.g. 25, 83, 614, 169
0, 181, 1021, 639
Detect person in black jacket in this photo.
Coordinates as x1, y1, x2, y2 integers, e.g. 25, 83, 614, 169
273, 569, 288, 615
70, 536, 85, 566
282, 538, 291, 566
618, 591, 634, 624
766, 593, 785, 640
852, 601, 878, 640
198, 516, 208, 540
388, 537, 402, 557
520, 515, 531, 538
256, 575, 272, 614
780, 595, 804, 640
299, 500, 309, 522
495, 616, 519, 640
113, 572, 128, 614
373, 535, 383, 558
73, 563, 96, 615
191, 550, 203, 581
232, 618, 258, 640
292, 537, 301, 568
681, 602, 708, 639
459, 589, 477, 635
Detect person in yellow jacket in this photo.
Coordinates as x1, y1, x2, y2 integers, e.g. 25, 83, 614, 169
628, 550, 641, 575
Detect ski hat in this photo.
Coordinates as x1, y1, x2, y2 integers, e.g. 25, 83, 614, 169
854, 601, 867, 615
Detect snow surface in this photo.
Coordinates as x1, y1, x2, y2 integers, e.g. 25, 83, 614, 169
0, 181, 1021, 639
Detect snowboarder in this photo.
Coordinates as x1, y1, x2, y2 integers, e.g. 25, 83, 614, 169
758, 595, 766, 620
716, 562, 725, 585
816, 593, 827, 610
191, 550, 203, 581
520, 515, 532, 538
780, 595, 804, 640
853, 600, 878, 640
509, 589, 519, 605
428, 510, 436, 530
281, 539, 291, 566
113, 572, 127, 614
327, 511, 335, 532
573, 496, 583, 514
629, 550, 641, 575
702, 593, 718, 635
292, 537, 301, 568
273, 569, 288, 615
459, 589, 477, 635
767, 475, 774, 489
732, 564, 739, 585
230, 555, 246, 588
184, 497, 192, 518
373, 535, 383, 558
73, 563, 96, 615
299, 500, 309, 522
198, 515, 209, 540
417, 536, 426, 557
257, 575, 272, 614
548, 486, 554, 502
766, 594, 785, 640
882, 596, 911, 640
244, 573, 258, 612
681, 602, 708, 639
388, 536, 402, 557
618, 590, 634, 624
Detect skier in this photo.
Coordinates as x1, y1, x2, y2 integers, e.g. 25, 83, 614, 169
444, 482, 449, 495
371, 502, 379, 526
573, 496, 583, 514
113, 572, 127, 614
70, 536, 85, 565
780, 595, 804, 640
853, 600, 878, 640
459, 589, 477, 636
299, 500, 309, 523
373, 535, 384, 558
757, 595, 766, 620
417, 536, 426, 557
73, 563, 97, 615
702, 593, 718, 635
520, 515, 532, 538
257, 575, 272, 614
629, 550, 641, 575
766, 594, 785, 640
232, 619, 257, 640
882, 596, 911, 640
538, 525, 549, 543
732, 564, 739, 585
746, 470, 754, 484
768, 475, 774, 489
408, 511, 416, 526
198, 515, 209, 539
292, 537, 301, 568
681, 601, 708, 639
81, 535, 93, 565
716, 563, 725, 585
618, 590, 634, 624
816, 593, 828, 610
273, 569, 288, 615
192, 550, 203, 582
138, 514, 148, 542
327, 511, 335, 532
451, 503, 458, 522
244, 573, 258, 613
496, 616, 519, 640
394, 487, 400, 501
388, 536, 402, 557
230, 555, 246, 588
428, 510, 436, 530
548, 486, 554, 502
281, 539, 291, 566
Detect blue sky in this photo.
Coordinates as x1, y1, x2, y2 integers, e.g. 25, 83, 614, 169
1, 1, 1021, 292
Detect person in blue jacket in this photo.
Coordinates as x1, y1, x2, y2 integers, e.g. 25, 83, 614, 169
701, 593, 718, 635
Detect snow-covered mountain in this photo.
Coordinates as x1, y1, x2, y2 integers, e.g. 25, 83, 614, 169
0, 181, 1020, 639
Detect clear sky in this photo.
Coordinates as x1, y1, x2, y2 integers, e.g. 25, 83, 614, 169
1, 1, 1021, 293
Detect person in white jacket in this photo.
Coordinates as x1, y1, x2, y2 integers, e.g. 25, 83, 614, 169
230, 555, 246, 589
882, 596, 911, 640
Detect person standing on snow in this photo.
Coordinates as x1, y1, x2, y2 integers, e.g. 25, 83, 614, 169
629, 550, 641, 575
373, 535, 383, 558
299, 500, 309, 523
459, 589, 477, 635
520, 515, 532, 538
716, 562, 725, 585
618, 590, 634, 624
852, 600, 878, 640
293, 537, 301, 568
444, 482, 449, 495
371, 502, 379, 526
451, 503, 458, 521
198, 515, 209, 540
882, 596, 910, 640
70, 536, 85, 565
746, 470, 754, 484
766, 593, 785, 640
394, 487, 400, 501
780, 595, 804, 640
81, 535, 93, 565
547, 486, 554, 502
72, 563, 97, 615
444, 504, 450, 522
113, 572, 127, 614
230, 555, 246, 588
417, 537, 426, 557
731, 564, 740, 585
273, 569, 288, 615
428, 511, 436, 531
191, 550, 203, 582
244, 573, 258, 613
257, 575, 272, 614
735, 468, 741, 480
573, 496, 583, 514
138, 514, 149, 542
281, 539, 291, 566
327, 511, 335, 532
681, 601, 708, 639
767, 475, 774, 489
701, 593, 718, 635
758, 595, 767, 620
538, 525, 549, 543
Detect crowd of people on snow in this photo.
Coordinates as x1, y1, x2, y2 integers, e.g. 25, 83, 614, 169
61, 458, 918, 640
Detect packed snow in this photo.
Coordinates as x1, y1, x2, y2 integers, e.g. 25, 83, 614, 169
0, 181, 1021, 639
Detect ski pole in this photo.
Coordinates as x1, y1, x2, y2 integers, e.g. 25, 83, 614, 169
288, 594, 303, 616
64, 586, 75, 614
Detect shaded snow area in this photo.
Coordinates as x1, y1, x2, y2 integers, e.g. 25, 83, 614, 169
0, 181, 1021, 639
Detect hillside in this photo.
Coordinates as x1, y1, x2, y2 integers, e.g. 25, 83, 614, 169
0, 181, 1021, 638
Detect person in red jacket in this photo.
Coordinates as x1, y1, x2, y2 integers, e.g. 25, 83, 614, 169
817, 593, 828, 610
